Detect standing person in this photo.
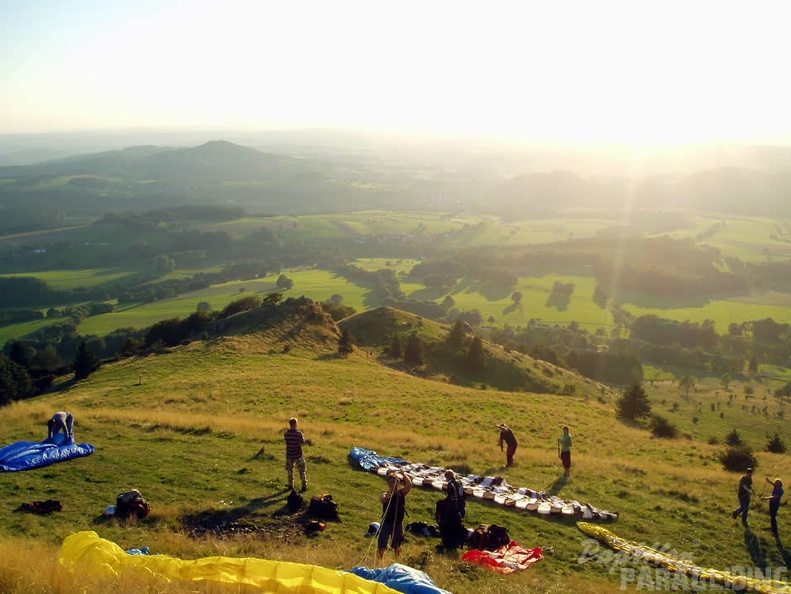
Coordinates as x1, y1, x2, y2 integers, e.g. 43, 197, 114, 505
47, 411, 74, 442
497, 423, 518, 467
377, 470, 412, 565
731, 468, 754, 524
559, 426, 572, 478
445, 469, 466, 519
284, 417, 308, 493
761, 477, 784, 537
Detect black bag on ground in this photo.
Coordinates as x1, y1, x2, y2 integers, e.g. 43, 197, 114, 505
21, 499, 62, 514
115, 489, 150, 520
466, 523, 510, 550
308, 493, 339, 521
486, 524, 510, 549
287, 489, 304, 512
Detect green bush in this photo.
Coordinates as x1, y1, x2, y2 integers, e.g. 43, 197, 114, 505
718, 445, 758, 472
725, 429, 743, 446
650, 414, 678, 438
766, 433, 787, 454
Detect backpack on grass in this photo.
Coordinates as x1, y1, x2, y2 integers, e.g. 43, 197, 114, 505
115, 489, 150, 520
309, 493, 340, 521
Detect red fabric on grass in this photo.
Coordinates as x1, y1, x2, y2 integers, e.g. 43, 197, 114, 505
462, 540, 543, 574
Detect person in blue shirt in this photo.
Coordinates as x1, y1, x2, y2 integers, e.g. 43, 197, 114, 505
761, 476, 784, 537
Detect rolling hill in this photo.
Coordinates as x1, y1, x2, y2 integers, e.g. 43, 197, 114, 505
2, 298, 790, 593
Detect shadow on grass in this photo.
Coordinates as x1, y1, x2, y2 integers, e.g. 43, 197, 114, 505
546, 475, 568, 496
775, 534, 791, 568
743, 525, 766, 567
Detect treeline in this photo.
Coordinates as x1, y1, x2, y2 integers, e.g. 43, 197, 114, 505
408, 236, 774, 301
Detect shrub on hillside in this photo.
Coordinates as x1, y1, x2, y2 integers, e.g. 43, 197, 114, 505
650, 414, 678, 438
719, 445, 758, 472
338, 330, 354, 356
766, 433, 787, 454
616, 383, 651, 420
725, 429, 743, 446
775, 381, 791, 397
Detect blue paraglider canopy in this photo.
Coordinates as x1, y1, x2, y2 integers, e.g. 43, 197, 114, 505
0, 433, 95, 472
350, 564, 451, 594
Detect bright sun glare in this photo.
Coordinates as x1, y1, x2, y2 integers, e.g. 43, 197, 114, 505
2, 0, 790, 144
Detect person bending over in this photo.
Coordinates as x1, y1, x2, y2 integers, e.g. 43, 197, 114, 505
47, 411, 74, 442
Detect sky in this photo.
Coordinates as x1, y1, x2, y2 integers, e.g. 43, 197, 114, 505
3, 0, 791, 145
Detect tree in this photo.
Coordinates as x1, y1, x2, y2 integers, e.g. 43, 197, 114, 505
719, 445, 758, 472
197, 301, 212, 313
725, 429, 743, 446
720, 373, 732, 390
390, 335, 403, 359
0, 354, 34, 406
616, 383, 651, 420
464, 337, 485, 371
447, 320, 467, 346
7, 340, 36, 368
511, 291, 523, 306
276, 274, 294, 290
766, 433, 787, 454
442, 295, 455, 311
678, 375, 696, 397
73, 340, 100, 381
264, 292, 284, 305
404, 333, 425, 365
338, 330, 354, 356
153, 254, 175, 273
31, 345, 61, 372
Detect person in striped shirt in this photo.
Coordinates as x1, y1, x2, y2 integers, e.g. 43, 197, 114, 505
284, 417, 308, 492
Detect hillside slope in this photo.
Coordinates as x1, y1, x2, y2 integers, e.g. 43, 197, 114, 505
0, 301, 789, 593
339, 306, 610, 398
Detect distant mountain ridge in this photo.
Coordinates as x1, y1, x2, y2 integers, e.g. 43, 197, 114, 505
1, 138, 790, 235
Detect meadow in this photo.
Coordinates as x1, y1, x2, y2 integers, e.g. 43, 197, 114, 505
1, 210, 791, 347
1, 317, 791, 593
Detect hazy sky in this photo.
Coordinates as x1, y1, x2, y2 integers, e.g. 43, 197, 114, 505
3, 0, 790, 145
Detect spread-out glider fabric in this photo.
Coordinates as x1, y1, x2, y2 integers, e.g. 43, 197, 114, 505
350, 563, 452, 594
59, 531, 401, 594
0, 433, 95, 472
349, 447, 618, 521
462, 541, 543, 574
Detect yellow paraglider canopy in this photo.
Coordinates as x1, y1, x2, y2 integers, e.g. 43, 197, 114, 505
59, 531, 399, 593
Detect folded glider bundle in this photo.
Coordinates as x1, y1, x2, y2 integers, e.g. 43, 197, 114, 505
0, 433, 95, 472
349, 447, 618, 521
577, 522, 791, 594
350, 563, 452, 594
462, 541, 543, 574
59, 531, 401, 593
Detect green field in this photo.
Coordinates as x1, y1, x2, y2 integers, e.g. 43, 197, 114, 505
0, 268, 136, 290
622, 290, 791, 328
77, 269, 373, 336
2, 211, 791, 345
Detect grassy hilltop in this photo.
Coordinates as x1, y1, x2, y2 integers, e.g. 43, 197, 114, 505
1, 300, 790, 593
